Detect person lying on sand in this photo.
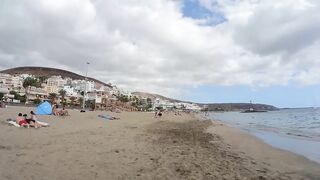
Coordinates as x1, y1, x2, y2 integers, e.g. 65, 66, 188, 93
16, 113, 29, 128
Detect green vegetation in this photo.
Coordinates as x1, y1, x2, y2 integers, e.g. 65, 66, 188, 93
33, 98, 42, 104
117, 94, 129, 102
59, 89, 67, 107
37, 76, 47, 84
130, 96, 153, 111
8, 91, 26, 102
69, 96, 76, 106
146, 98, 152, 109
23, 77, 40, 89
48, 93, 58, 103
23, 77, 41, 103
78, 97, 83, 106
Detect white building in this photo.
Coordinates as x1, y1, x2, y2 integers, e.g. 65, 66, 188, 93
20, 74, 31, 80
86, 81, 95, 92
45, 86, 58, 94
153, 98, 175, 110
0, 73, 12, 86
0, 74, 23, 89
72, 80, 95, 92
28, 87, 48, 100
63, 85, 78, 97
11, 75, 22, 87
0, 86, 9, 94
47, 76, 67, 88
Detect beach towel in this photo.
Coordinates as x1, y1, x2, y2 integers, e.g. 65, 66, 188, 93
98, 114, 119, 120
5, 119, 49, 127
5, 119, 20, 127
36, 101, 52, 115
98, 114, 113, 120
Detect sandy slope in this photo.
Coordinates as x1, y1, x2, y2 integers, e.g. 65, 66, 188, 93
0, 106, 319, 180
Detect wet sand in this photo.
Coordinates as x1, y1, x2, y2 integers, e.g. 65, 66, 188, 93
0, 106, 319, 180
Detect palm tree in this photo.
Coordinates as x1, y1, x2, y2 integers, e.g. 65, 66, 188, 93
48, 93, 58, 104
23, 77, 40, 104
38, 76, 47, 84
69, 96, 76, 106
59, 89, 67, 107
78, 97, 83, 106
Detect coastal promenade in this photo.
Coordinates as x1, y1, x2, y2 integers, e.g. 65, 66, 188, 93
1, 106, 319, 179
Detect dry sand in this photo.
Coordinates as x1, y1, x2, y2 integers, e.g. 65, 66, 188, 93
0, 106, 319, 180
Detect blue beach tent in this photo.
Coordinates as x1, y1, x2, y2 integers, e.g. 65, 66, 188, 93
36, 101, 52, 115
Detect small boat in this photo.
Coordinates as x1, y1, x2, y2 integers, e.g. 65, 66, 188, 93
241, 108, 267, 113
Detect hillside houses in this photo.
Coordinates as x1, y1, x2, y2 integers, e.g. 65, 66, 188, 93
0, 73, 114, 106
0, 72, 201, 112
152, 98, 201, 111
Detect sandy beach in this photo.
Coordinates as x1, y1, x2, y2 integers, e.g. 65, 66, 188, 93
1, 106, 320, 180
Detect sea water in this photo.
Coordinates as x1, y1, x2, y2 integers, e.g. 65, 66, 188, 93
208, 108, 320, 164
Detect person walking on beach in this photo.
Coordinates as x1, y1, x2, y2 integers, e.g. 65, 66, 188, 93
154, 110, 158, 118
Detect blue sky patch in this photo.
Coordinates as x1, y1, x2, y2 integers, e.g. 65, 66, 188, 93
183, 85, 320, 108
182, 0, 226, 25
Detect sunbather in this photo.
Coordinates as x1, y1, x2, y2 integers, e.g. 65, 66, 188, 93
27, 111, 44, 128
16, 113, 29, 128
59, 107, 69, 116
52, 104, 60, 116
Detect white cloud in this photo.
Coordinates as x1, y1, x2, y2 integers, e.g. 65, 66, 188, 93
0, 0, 319, 98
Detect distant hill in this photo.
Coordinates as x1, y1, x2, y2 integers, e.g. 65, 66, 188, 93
132, 92, 183, 102
199, 103, 278, 111
132, 92, 196, 104
1, 67, 278, 111
0, 66, 112, 88
132, 92, 278, 111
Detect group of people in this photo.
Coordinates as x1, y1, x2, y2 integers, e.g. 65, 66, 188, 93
16, 111, 45, 128
52, 104, 69, 116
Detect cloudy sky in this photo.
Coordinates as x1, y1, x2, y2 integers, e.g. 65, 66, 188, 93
1, 0, 320, 107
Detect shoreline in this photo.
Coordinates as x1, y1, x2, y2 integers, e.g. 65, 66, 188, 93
205, 111, 320, 164
207, 120, 320, 178
1, 107, 320, 179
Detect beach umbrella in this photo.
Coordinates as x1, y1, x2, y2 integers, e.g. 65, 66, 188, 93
36, 101, 52, 115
